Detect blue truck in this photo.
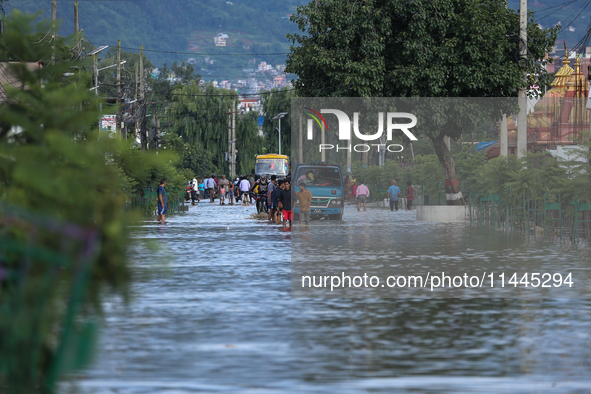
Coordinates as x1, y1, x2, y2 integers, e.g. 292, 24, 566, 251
293, 163, 345, 220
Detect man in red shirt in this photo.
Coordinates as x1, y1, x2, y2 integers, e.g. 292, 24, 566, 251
405, 181, 414, 210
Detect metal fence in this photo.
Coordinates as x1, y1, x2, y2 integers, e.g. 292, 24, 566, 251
467, 190, 591, 245
125, 186, 186, 217
0, 203, 100, 393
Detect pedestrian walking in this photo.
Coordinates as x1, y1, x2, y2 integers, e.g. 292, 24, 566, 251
191, 178, 199, 204
404, 181, 414, 210
239, 176, 251, 204
198, 179, 204, 200
356, 181, 369, 212
267, 175, 277, 222
157, 178, 167, 223
387, 180, 401, 211
227, 182, 234, 205
219, 184, 226, 205
278, 180, 293, 229
202, 176, 210, 199
218, 175, 230, 205
207, 174, 216, 202
296, 182, 313, 225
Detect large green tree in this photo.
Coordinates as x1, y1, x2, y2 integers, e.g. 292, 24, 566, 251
286, 0, 557, 204
165, 82, 264, 177
261, 88, 293, 158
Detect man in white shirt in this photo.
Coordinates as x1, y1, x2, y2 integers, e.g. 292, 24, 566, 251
239, 176, 251, 204
207, 175, 217, 202
202, 176, 210, 199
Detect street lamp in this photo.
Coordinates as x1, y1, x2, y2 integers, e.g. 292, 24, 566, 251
272, 112, 288, 155
86, 46, 109, 95
93, 60, 126, 96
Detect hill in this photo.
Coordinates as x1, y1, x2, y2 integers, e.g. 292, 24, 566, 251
7, 0, 591, 71
7, 0, 302, 70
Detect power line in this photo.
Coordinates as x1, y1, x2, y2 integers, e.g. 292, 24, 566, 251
533, 0, 580, 15
117, 45, 289, 57
537, 0, 588, 22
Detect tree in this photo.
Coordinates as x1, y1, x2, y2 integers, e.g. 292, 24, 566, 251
261, 88, 293, 157
286, 0, 557, 204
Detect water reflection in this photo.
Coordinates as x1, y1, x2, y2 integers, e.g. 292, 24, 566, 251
65, 204, 591, 393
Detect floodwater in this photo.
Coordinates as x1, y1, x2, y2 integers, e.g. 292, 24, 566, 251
66, 202, 591, 393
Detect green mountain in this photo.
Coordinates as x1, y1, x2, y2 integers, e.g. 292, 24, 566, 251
7, 0, 303, 69
7, 0, 591, 71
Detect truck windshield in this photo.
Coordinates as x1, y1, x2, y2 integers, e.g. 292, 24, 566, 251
295, 167, 342, 187
256, 159, 287, 176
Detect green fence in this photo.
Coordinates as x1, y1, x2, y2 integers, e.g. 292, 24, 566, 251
125, 186, 186, 217
467, 190, 591, 245
0, 203, 100, 393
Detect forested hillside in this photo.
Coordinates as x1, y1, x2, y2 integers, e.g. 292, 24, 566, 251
7, 0, 302, 67
7, 0, 591, 70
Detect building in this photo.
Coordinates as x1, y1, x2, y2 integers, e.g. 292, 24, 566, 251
0, 62, 43, 103
239, 97, 261, 113
214, 33, 229, 47
483, 49, 590, 159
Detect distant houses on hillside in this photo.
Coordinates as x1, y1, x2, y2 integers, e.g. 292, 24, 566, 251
214, 33, 229, 47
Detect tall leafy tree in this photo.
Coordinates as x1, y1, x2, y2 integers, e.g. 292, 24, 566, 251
286, 0, 557, 204
165, 82, 264, 177
261, 88, 293, 157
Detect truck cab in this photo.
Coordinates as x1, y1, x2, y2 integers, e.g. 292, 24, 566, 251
293, 163, 344, 220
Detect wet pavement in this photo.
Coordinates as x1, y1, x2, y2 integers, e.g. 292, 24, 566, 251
65, 201, 591, 393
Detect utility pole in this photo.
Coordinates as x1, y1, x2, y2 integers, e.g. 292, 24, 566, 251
500, 114, 508, 156
231, 99, 236, 179
139, 45, 148, 150
298, 114, 303, 165
74, 2, 79, 33
51, 0, 56, 64
134, 63, 138, 102
133, 62, 138, 140
156, 116, 161, 151
116, 40, 122, 139
0, 0, 5, 34
73, 1, 79, 57
227, 106, 232, 176
227, 107, 234, 179
93, 54, 98, 96
321, 122, 325, 162
587, 65, 591, 166
151, 103, 156, 149
516, 0, 528, 158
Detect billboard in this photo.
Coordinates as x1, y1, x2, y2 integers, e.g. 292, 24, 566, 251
100, 115, 116, 133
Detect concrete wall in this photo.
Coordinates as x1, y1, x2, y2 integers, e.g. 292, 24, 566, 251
416, 205, 469, 223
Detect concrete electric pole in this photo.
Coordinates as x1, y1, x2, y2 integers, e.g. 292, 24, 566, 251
227, 106, 232, 175
51, 0, 56, 64
74, 2, 79, 33
116, 40, 122, 138
231, 99, 236, 178
140, 45, 147, 150
516, 0, 528, 158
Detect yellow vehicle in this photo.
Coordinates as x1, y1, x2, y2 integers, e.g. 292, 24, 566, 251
255, 154, 289, 180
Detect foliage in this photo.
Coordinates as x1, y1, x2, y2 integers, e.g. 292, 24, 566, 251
261, 88, 293, 158
287, 0, 557, 99
0, 13, 187, 392
11, 0, 302, 66
164, 82, 265, 177
286, 0, 557, 204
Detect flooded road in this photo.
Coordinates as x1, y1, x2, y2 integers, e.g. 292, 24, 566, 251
69, 202, 591, 393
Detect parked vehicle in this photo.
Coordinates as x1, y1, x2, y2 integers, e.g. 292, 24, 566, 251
293, 162, 345, 220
